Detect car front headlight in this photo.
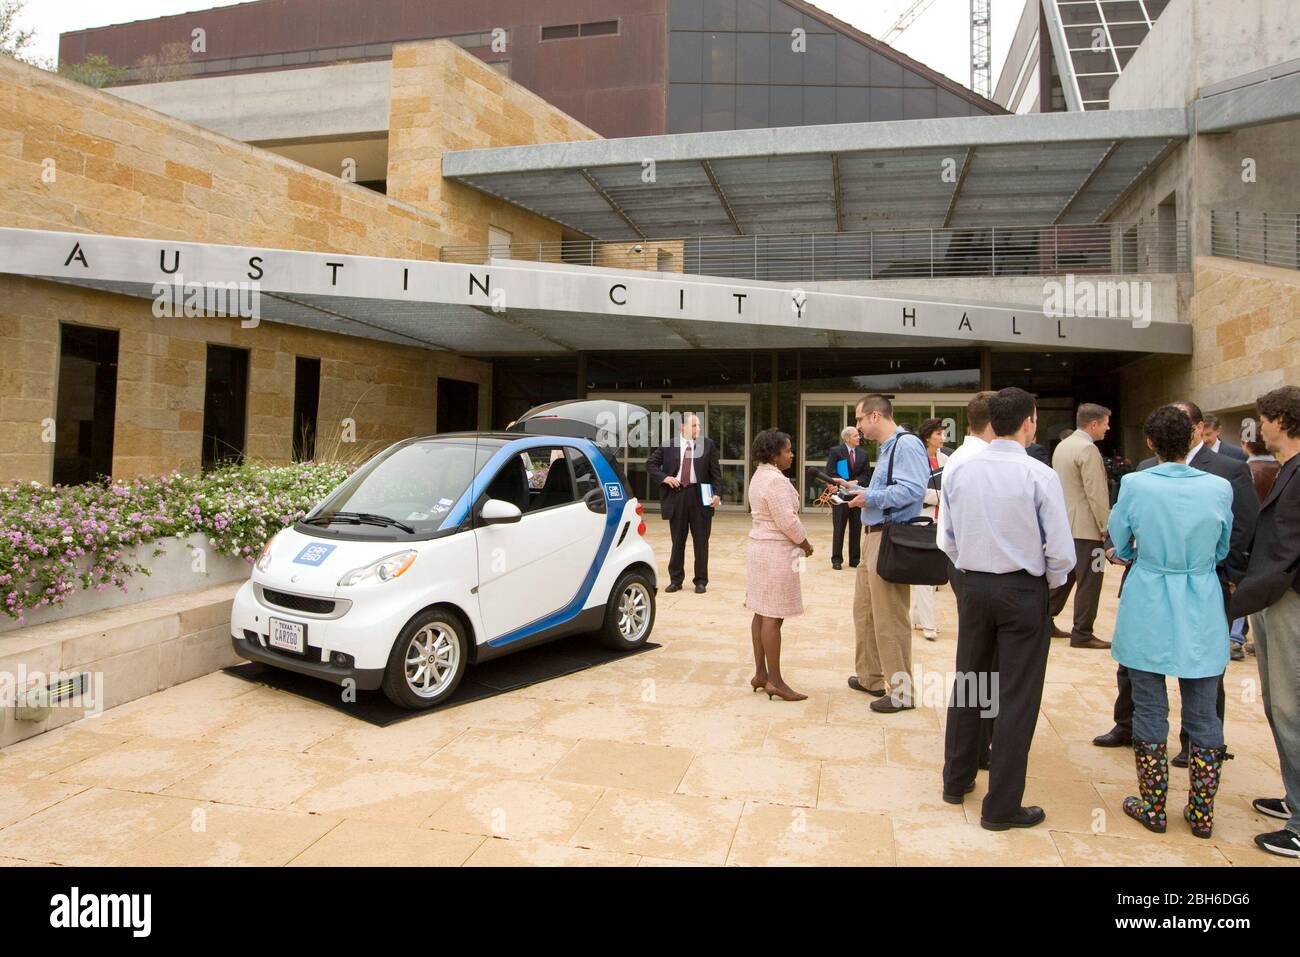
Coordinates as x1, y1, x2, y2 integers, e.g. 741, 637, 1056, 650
337, 550, 417, 587
255, 534, 278, 572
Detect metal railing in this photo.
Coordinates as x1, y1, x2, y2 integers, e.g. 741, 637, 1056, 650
1210, 210, 1300, 271
442, 221, 1189, 282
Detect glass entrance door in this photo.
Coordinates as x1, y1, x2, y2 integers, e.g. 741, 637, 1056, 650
589, 393, 750, 510
799, 394, 974, 508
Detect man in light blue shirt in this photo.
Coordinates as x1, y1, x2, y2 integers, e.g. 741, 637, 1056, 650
844, 395, 930, 712
937, 387, 1075, 832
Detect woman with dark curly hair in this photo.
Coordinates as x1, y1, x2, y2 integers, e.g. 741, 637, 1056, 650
1110, 404, 1234, 839
745, 428, 814, 701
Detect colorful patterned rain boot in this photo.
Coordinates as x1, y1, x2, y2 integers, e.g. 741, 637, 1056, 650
1183, 744, 1228, 839
1123, 740, 1169, 834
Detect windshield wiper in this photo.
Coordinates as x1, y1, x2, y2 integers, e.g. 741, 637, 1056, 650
302, 511, 416, 533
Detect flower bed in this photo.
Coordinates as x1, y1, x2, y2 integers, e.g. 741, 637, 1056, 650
0, 463, 350, 623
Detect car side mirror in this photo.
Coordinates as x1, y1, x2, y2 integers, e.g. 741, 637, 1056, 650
479, 499, 522, 525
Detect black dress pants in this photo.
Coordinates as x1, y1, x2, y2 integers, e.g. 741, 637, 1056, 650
667, 488, 713, 587
943, 570, 1051, 822
947, 561, 995, 764
831, 503, 862, 566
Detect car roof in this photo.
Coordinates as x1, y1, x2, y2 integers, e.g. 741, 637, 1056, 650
402, 432, 593, 446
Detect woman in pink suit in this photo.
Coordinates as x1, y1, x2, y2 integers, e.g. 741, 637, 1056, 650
745, 429, 814, 701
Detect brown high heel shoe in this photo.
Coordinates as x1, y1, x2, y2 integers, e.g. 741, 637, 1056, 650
764, 682, 808, 702
750, 676, 768, 693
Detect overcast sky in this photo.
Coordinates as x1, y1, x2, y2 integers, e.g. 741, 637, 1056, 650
17, 0, 1023, 94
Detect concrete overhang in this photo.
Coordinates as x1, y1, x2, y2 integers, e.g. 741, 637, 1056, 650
1196, 59, 1300, 132
0, 228, 1191, 357
442, 109, 1189, 239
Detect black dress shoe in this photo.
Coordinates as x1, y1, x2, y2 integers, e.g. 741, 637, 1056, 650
847, 676, 886, 697
694, 584, 706, 594
665, 582, 682, 593
977, 751, 991, 771
1093, 728, 1132, 748
869, 695, 914, 714
1171, 748, 1189, 768
848, 561, 860, 568
980, 806, 1046, 831
942, 782, 976, 804
1049, 624, 1071, 639
832, 561, 842, 570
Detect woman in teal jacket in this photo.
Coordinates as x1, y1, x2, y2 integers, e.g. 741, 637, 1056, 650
1109, 405, 1234, 839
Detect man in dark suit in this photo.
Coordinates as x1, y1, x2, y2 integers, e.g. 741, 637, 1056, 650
826, 426, 871, 570
646, 412, 722, 594
1094, 400, 1259, 767
1229, 386, 1300, 858
1204, 413, 1249, 462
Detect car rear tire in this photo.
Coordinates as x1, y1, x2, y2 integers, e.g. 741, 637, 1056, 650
597, 569, 655, 651
382, 608, 468, 710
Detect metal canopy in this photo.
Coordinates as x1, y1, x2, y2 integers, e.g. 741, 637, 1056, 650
443, 109, 1188, 241
0, 228, 1191, 357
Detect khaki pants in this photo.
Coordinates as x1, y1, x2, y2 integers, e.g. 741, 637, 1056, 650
854, 529, 913, 700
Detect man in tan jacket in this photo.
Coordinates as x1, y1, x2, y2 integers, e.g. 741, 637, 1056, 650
1048, 404, 1113, 649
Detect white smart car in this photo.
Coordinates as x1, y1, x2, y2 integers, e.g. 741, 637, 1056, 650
230, 401, 657, 709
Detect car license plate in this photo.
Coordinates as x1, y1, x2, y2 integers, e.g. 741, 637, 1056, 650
268, 618, 306, 654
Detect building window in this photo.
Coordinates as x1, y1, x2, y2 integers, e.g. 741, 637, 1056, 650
540, 20, 619, 41
202, 344, 249, 470
293, 356, 321, 462
53, 324, 119, 486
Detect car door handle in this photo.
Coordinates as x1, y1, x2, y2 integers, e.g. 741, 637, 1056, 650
583, 487, 607, 514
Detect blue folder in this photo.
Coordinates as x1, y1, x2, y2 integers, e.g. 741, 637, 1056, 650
835, 459, 849, 480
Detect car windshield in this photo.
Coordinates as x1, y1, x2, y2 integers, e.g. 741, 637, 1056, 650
309, 439, 497, 535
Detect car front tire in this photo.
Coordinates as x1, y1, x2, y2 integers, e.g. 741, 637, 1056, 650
597, 569, 656, 651
382, 607, 469, 709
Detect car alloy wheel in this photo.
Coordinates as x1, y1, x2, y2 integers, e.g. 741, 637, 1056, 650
617, 581, 651, 642
404, 622, 460, 698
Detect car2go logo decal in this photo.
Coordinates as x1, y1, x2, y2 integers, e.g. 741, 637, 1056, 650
292, 543, 337, 566
604, 482, 623, 501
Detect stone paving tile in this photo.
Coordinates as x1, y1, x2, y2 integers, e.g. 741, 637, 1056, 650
0, 787, 197, 866
761, 719, 886, 763
162, 749, 352, 810
677, 751, 821, 807
117, 804, 341, 867
422, 729, 576, 779
0, 778, 87, 829
1050, 831, 1232, 867
728, 802, 895, 866
424, 777, 605, 843
571, 788, 745, 865
464, 838, 639, 867
52, 737, 235, 793
818, 763, 968, 816
286, 819, 484, 867
893, 810, 1065, 866
305, 713, 469, 764
0, 727, 134, 781
545, 739, 694, 793
290, 764, 473, 826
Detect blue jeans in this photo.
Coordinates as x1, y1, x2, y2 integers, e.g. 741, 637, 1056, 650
1230, 616, 1247, 646
1129, 669, 1225, 749
1252, 591, 1300, 835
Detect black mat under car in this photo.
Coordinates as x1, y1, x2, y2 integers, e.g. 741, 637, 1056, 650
223, 635, 660, 727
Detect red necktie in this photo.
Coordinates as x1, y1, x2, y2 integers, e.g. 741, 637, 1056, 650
849, 449, 855, 470
681, 444, 694, 485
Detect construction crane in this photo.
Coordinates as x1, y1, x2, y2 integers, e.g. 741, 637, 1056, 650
970, 0, 992, 99
882, 0, 939, 44
880, 0, 993, 100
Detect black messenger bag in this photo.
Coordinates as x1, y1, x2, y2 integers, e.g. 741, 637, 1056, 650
875, 433, 949, 586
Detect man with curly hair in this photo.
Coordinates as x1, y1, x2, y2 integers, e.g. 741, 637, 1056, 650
1231, 385, 1300, 859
